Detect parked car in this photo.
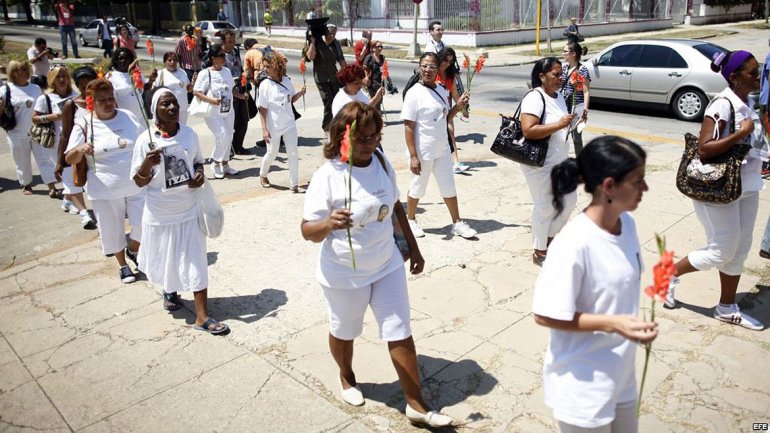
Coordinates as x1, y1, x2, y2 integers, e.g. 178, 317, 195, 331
588, 39, 728, 121
78, 19, 139, 49
195, 20, 244, 46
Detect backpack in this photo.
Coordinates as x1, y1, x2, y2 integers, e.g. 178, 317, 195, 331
401, 70, 420, 100
0, 84, 17, 131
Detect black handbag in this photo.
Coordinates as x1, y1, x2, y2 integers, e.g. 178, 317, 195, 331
676, 97, 750, 204
247, 82, 258, 119
0, 84, 17, 131
490, 90, 549, 167
273, 78, 301, 120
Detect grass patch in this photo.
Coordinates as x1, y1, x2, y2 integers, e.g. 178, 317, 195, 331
730, 21, 770, 30
517, 28, 736, 56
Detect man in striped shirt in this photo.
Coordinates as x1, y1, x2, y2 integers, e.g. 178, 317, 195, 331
175, 24, 203, 103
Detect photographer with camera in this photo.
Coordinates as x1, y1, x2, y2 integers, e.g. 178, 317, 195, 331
27, 38, 56, 90
306, 21, 346, 137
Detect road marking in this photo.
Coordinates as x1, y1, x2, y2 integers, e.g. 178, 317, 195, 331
471, 107, 684, 145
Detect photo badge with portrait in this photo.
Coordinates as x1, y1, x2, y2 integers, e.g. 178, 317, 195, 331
162, 144, 192, 190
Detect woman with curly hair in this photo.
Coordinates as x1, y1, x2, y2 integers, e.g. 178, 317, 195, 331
257, 50, 306, 192
331, 64, 383, 118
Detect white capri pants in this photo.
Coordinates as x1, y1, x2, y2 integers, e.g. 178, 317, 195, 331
522, 164, 577, 250
91, 192, 145, 256
321, 267, 412, 341
408, 154, 457, 199
260, 126, 299, 188
557, 401, 637, 433
61, 165, 84, 195
7, 136, 58, 186
688, 191, 759, 276
205, 112, 235, 162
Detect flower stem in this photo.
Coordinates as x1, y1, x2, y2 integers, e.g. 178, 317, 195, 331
346, 160, 356, 270
637, 300, 654, 417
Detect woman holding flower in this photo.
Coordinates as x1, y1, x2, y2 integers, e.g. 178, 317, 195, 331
131, 88, 228, 334
437, 47, 470, 174
331, 64, 382, 118
65, 78, 145, 284
561, 41, 590, 155
362, 41, 391, 105
663, 50, 764, 331
522, 57, 576, 266
301, 101, 451, 428
533, 135, 657, 433
107, 47, 157, 119
257, 50, 306, 191
152, 52, 192, 124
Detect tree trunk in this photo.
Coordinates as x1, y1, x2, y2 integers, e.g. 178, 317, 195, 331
1, 0, 9, 22
149, 0, 161, 34
21, 0, 35, 23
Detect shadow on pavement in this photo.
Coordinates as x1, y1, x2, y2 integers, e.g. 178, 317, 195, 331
455, 133, 487, 145
171, 288, 288, 325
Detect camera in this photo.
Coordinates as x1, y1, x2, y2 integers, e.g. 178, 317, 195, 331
48, 48, 60, 57
386, 83, 398, 95
114, 16, 128, 28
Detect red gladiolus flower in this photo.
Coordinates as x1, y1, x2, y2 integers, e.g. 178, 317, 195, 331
186, 35, 196, 51
131, 67, 144, 90
569, 71, 585, 92
644, 250, 675, 303
85, 95, 95, 112
340, 124, 352, 163
463, 54, 470, 70
474, 56, 486, 74
382, 61, 390, 80
241, 74, 247, 88
145, 39, 154, 56
299, 58, 307, 75
96, 66, 104, 79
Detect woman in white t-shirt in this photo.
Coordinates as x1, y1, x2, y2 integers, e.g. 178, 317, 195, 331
65, 78, 146, 285
400, 52, 476, 240
257, 51, 306, 192
131, 88, 228, 335
192, 44, 237, 180
106, 47, 157, 120
521, 57, 576, 266
664, 51, 765, 331
533, 136, 657, 433
152, 52, 192, 124
0, 60, 48, 196
331, 64, 383, 118
301, 102, 451, 428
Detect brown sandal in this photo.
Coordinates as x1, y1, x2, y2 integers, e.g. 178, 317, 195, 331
22, 186, 33, 196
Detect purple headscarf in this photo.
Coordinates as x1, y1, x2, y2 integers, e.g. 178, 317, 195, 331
712, 50, 753, 82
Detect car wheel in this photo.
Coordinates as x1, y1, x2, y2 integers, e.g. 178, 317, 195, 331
672, 88, 707, 122
97, 37, 103, 49
79, 34, 87, 47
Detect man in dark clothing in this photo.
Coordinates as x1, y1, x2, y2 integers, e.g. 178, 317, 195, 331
222, 30, 249, 155
305, 23, 347, 136
564, 17, 582, 44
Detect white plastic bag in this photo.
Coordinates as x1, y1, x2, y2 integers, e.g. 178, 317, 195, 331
195, 179, 224, 238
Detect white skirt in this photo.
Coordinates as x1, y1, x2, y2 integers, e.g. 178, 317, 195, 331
138, 217, 208, 293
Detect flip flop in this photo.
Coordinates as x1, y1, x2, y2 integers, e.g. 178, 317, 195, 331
162, 292, 182, 311
193, 318, 229, 335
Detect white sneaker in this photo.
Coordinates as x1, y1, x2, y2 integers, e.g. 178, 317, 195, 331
663, 277, 679, 309
80, 210, 96, 230
339, 379, 364, 406
453, 162, 470, 174
405, 404, 452, 428
61, 200, 79, 215
212, 162, 225, 179
714, 304, 764, 331
451, 220, 477, 239
223, 165, 239, 176
408, 219, 425, 238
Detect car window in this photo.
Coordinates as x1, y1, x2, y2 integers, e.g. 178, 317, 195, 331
200, 22, 209, 30
213, 22, 233, 29
87, 20, 98, 29
598, 45, 642, 67
638, 45, 687, 68
692, 43, 728, 61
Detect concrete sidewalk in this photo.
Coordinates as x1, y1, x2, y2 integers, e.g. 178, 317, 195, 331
1, 104, 769, 433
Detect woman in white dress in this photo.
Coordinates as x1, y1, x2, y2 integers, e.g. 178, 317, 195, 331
132, 88, 228, 335
301, 101, 451, 428
331, 64, 383, 118
521, 57, 576, 266
32, 66, 77, 205
192, 44, 237, 179
106, 47, 157, 119
257, 50, 306, 192
152, 52, 192, 124
534, 135, 657, 433
65, 78, 145, 284
0, 60, 55, 196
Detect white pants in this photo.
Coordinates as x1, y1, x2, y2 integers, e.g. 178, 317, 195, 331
7, 136, 58, 186
205, 112, 235, 162
408, 154, 457, 199
61, 165, 83, 195
91, 193, 145, 256
688, 191, 759, 276
557, 401, 637, 433
260, 126, 299, 188
522, 164, 577, 250
321, 267, 411, 342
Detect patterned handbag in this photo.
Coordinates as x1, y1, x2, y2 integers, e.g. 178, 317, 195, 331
676, 97, 750, 204
489, 90, 549, 167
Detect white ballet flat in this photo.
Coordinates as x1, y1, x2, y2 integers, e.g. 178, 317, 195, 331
405, 403, 453, 427
339, 380, 364, 406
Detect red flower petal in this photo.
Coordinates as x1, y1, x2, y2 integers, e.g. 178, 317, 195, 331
340, 124, 351, 163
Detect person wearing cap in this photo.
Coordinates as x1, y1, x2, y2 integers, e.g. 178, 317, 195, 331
192, 43, 237, 179
306, 23, 347, 136
563, 17, 582, 44
664, 50, 764, 331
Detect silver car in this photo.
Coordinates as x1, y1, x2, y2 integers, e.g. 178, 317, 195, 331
589, 39, 728, 121
195, 20, 244, 46
78, 19, 139, 49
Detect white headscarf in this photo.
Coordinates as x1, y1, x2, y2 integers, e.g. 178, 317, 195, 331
150, 87, 175, 126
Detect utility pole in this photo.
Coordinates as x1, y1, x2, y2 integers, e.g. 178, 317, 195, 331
535, 0, 541, 56
407, 1, 422, 58
546, 0, 551, 52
